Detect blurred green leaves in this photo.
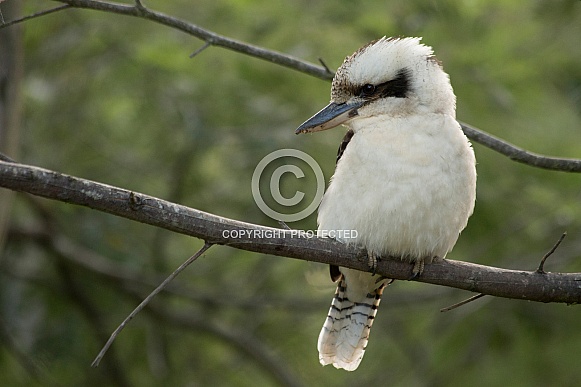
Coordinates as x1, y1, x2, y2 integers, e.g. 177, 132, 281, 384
2, 0, 580, 386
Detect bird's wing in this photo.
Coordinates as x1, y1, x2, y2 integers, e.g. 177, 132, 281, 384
328, 129, 355, 282
336, 129, 354, 164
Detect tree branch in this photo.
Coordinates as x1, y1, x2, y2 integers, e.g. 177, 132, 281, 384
459, 122, 581, 173
2, 1, 576, 173
91, 242, 213, 368
0, 4, 71, 29
1, 159, 580, 304
47, 0, 334, 80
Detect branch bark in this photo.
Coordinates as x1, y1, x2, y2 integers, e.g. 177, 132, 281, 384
1, 160, 580, 305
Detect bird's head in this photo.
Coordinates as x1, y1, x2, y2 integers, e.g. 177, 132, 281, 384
296, 37, 455, 134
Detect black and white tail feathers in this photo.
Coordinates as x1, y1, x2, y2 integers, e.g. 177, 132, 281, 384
317, 271, 390, 371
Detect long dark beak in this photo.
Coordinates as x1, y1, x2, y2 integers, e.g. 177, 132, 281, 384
295, 100, 364, 134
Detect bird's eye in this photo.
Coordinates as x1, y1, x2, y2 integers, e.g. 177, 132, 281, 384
360, 84, 376, 98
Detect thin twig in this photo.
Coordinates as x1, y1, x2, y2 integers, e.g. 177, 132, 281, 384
278, 220, 291, 230
440, 293, 486, 312
189, 41, 211, 58
318, 57, 333, 76
0, 152, 15, 163
536, 232, 567, 274
91, 242, 213, 367
0, 4, 71, 29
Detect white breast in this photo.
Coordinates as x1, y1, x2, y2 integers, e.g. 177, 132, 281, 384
317, 113, 476, 260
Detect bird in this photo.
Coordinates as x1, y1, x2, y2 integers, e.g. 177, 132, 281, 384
295, 37, 477, 371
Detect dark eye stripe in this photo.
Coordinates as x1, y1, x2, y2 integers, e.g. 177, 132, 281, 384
357, 68, 411, 100
378, 68, 410, 98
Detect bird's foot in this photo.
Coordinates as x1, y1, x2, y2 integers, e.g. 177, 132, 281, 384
368, 251, 380, 275
407, 257, 426, 281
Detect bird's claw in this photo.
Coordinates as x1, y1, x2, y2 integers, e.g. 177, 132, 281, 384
368, 251, 380, 275
407, 258, 426, 281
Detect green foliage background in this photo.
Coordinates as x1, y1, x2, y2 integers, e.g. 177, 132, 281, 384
2, 0, 581, 386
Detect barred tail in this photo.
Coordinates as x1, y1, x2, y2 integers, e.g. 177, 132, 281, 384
317, 277, 386, 371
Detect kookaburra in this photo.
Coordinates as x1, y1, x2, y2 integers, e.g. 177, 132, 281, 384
296, 37, 477, 371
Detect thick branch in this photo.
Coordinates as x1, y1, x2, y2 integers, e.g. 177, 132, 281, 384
1, 160, 580, 304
